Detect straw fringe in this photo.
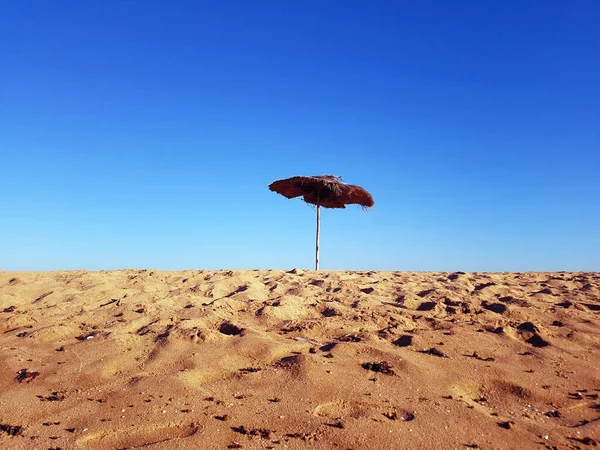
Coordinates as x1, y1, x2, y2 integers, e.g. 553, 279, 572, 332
269, 175, 374, 209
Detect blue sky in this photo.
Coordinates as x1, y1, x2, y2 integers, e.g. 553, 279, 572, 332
1, 1, 599, 271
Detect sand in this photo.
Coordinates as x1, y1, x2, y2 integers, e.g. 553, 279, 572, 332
0, 269, 598, 449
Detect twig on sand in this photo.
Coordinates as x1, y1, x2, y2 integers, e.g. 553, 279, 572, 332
292, 337, 322, 346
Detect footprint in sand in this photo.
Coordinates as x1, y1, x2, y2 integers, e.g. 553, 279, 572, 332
498, 296, 529, 307
450, 385, 496, 418
321, 307, 340, 317
531, 287, 554, 295
76, 422, 198, 448
515, 322, 550, 347
473, 282, 495, 292
226, 285, 249, 297
417, 289, 436, 298
416, 301, 437, 311
313, 400, 374, 420
274, 354, 308, 377
319, 343, 337, 352
447, 272, 465, 281
392, 335, 413, 347
286, 286, 304, 296
582, 303, 600, 311
555, 300, 573, 308
481, 301, 508, 314
218, 322, 245, 336
493, 380, 532, 400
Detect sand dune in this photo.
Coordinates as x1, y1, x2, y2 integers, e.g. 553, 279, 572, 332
1, 269, 599, 449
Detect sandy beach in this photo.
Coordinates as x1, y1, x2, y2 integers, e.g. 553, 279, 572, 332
1, 269, 598, 449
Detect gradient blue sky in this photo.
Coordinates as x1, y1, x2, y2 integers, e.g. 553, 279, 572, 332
1, 1, 599, 271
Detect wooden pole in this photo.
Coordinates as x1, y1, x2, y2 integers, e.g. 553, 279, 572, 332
315, 203, 320, 270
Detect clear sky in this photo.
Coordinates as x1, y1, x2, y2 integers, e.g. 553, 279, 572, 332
1, 1, 599, 272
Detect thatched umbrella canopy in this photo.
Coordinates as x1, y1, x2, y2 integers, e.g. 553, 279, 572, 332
269, 175, 374, 269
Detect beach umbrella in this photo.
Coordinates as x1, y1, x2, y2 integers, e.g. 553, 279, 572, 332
268, 175, 374, 270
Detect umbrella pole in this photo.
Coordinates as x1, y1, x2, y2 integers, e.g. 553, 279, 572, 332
315, 203, 320, 270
